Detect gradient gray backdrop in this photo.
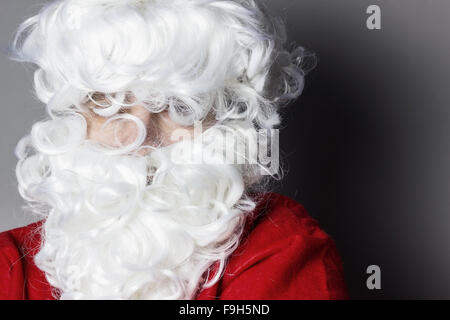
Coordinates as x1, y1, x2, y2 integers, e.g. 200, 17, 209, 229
1, 0, 449, 299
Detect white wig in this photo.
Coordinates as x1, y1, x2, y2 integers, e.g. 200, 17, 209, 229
12, 0, 308, 300
12, 0, 306, 128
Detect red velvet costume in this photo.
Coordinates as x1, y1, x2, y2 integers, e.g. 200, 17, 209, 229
0, 193, 348, 300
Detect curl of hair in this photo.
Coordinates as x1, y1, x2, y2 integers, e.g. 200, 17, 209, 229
12, 0, 307, 128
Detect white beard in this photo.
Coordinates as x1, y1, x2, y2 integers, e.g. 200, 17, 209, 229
17, 125, 258, 299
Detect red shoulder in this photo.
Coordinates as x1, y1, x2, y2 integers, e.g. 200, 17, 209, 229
4, 221, 44, 257
0, 221, 49, 300
235, 192, 334, 261
0, 225, 28, 299
199, 192, 348, 300
249, 192, 328, 239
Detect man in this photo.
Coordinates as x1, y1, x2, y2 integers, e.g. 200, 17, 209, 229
0, 0, 347, 299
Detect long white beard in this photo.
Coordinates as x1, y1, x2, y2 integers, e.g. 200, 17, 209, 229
16, 125, 259, 299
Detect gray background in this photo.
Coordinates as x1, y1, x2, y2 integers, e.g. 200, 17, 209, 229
1, 0, 450, 299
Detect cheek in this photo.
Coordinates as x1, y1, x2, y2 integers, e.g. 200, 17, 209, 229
85, 115, 130, 147
82, 106, 196, 148
156, 112, 195, 146
84, 106, 152, 147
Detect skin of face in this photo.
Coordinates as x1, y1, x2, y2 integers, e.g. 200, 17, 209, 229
81, 94, 198, 151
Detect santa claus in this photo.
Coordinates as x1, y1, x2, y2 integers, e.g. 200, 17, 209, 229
0, 0, 347, 300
